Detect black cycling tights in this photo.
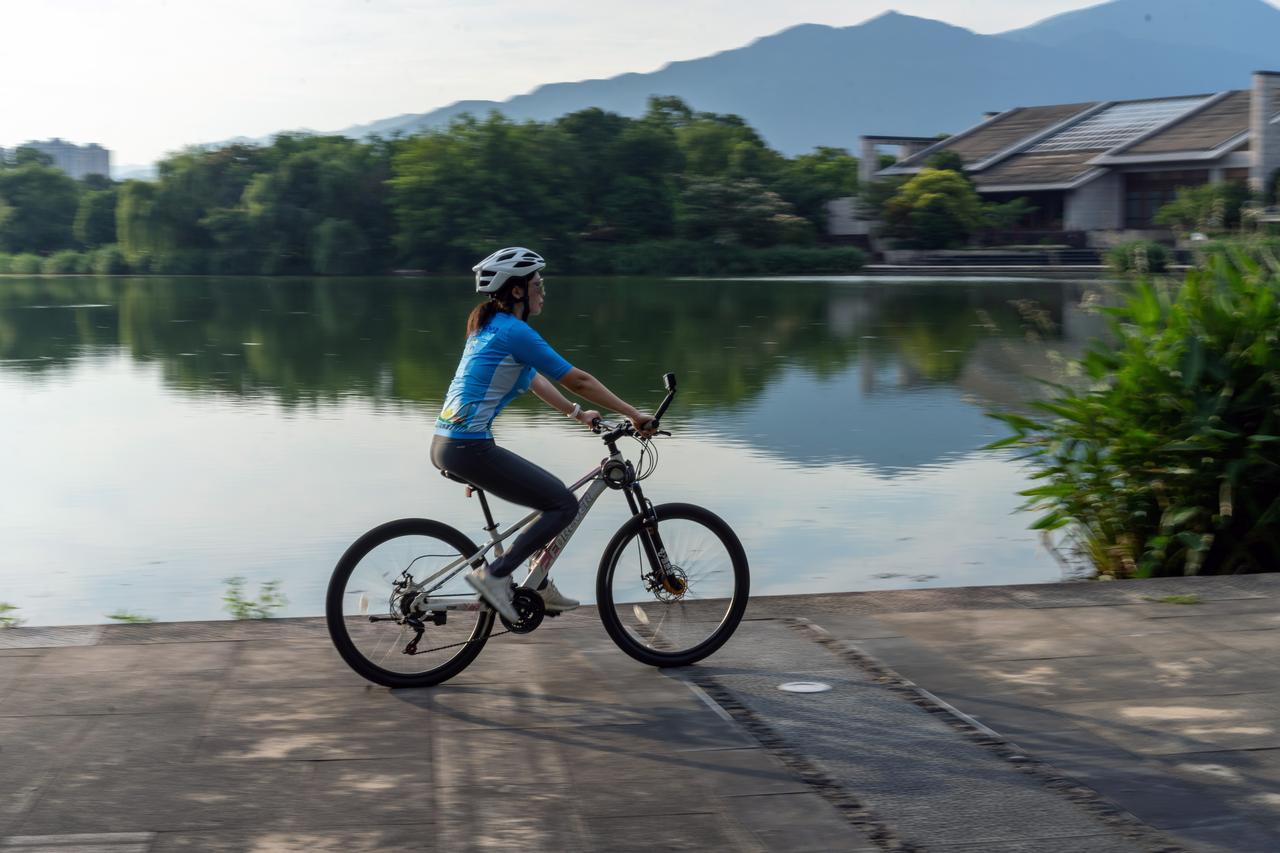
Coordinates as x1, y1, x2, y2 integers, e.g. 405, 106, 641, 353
430, 436, 578, 578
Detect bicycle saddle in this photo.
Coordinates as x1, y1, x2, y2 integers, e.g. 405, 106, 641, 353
439, 469, 478, 488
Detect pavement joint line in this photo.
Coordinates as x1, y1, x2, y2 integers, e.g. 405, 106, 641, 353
689, 674, 913, 853
786, 617, 1190, 853
674, 677, 738, 725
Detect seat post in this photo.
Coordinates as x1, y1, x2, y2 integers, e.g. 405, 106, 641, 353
474, 489, 499, 534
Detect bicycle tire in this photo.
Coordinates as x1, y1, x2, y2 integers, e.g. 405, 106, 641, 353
326, 517, 495, 688
596, 502, 749, 667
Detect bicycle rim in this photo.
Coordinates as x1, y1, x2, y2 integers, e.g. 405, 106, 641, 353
598, 503, 748, 666
327, 519, 494, 688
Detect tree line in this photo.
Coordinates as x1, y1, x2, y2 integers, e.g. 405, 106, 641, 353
0, 97, 864, 276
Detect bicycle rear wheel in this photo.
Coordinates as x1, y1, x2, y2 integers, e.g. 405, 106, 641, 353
326, 518, 495, 688
597, 503, 749, 667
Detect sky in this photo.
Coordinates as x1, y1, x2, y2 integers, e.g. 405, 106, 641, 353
0, 0, 1165, 166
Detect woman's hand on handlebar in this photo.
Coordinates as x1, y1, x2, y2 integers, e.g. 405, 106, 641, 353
577, 408, 601, 429
629, 411, 657, 437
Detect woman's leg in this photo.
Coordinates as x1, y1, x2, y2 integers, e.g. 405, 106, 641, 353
431, 437, 578, 578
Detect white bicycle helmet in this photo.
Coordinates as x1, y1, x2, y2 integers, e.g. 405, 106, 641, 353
472, 247, 545, 294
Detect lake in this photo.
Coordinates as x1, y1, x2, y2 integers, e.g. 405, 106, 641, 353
0, 274, 1109, 626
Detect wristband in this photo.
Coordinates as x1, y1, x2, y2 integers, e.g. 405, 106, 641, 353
567, 402, 581, 419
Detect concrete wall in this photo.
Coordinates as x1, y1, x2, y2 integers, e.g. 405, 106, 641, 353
1064, 172, 1122, 231
825, 197, 873, 236
1250, 71, 1280, 194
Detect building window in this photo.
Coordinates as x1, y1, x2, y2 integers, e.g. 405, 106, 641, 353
1124, 170, 1208, 228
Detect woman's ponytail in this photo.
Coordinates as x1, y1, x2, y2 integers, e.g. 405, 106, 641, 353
465, 272, 536, 335
466, 301, 499, 336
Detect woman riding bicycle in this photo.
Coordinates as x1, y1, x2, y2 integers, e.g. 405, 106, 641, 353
430, 247, 653, 623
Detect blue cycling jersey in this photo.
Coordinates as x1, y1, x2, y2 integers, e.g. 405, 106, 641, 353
434, 312, 574, 439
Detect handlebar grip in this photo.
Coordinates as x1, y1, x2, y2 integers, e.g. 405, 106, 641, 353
653, 379, 677, 422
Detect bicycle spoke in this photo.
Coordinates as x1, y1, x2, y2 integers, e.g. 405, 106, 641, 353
328, 523, 493, 684
604, 509, 744, 659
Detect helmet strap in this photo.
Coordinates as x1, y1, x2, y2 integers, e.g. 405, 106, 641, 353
518, 284, 530, 319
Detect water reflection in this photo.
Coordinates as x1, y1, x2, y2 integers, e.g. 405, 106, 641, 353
0, 275, 1103, 469
0, 275, 1109, 625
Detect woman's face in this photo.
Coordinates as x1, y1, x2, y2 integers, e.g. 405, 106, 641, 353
525, 273, 546, 317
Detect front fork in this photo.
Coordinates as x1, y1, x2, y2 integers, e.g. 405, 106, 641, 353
623, 480, 679, 592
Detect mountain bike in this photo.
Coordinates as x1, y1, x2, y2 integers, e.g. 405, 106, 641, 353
326, 373, 750, 688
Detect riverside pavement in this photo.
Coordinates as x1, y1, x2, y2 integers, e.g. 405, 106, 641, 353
0, 574, 1276, 852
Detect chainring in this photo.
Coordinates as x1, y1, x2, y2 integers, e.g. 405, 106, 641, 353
499, 587, 546, 634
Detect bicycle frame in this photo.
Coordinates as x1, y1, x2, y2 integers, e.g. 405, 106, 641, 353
404, 441, 667, 614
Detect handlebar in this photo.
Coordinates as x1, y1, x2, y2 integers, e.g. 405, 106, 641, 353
590, 372, 677, 442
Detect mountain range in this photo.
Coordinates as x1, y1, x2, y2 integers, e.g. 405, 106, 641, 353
151, 0, 1280, 176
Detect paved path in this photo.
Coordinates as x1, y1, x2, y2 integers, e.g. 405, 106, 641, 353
768, 574, 1280, 853
1, 575, 1276, 851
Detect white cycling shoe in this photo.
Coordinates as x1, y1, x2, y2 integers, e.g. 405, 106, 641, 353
539, 578, 580, 613
465, 568, 519, 622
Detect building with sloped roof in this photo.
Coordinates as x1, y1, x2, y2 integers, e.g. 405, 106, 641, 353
864, 71, 1280, 238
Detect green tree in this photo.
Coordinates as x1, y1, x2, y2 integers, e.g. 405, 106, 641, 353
0, 162, 80, 252
116, 180, 173, 265
74, 188, 118, 247
882, 168, 984, 249
984, 197, 1038, 231
390, 113, 580, 269
859, 176, 908, 219
644, 95, 695, 131
775, 146, 860, 230
10, 147, 52, 167
926, 150, 967, 176
199, 207, 262, 274
676, 177, 799, 246
676, 112, 775, 179
311, 217, 371, 274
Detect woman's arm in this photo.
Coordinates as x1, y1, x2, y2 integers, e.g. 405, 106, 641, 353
557, 368, 651, 430
531, 373, 597, 426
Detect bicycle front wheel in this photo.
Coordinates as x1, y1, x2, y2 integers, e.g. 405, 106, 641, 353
326, 518, 495, 688
597, 502, 749, 667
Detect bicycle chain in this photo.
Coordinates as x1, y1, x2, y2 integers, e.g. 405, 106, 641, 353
408, 627, 511, 656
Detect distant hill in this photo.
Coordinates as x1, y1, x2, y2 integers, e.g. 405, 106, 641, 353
202, 0, 1280, 160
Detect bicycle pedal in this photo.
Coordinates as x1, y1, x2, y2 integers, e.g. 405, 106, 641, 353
545, 610, 561, 618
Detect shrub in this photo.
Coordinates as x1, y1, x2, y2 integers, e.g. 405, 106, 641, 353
988, 254, 1280, 578
1193, 237, 1280, 268
0, 253, 11, 273
91, 245, 130, 275
751, 246, 866, 274
42, 250, 89, 275
9, 253, 43, 274
0, 602, 22, 629
222, 576, 287, 619
1154, 182, 1252, 233
570, 240, 864, 276
106, 611, 154, 623
1107, 240, 1169, 274
151, 250, 208, 275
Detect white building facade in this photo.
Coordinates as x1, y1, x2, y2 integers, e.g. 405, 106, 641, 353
3, 138, 111, 180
